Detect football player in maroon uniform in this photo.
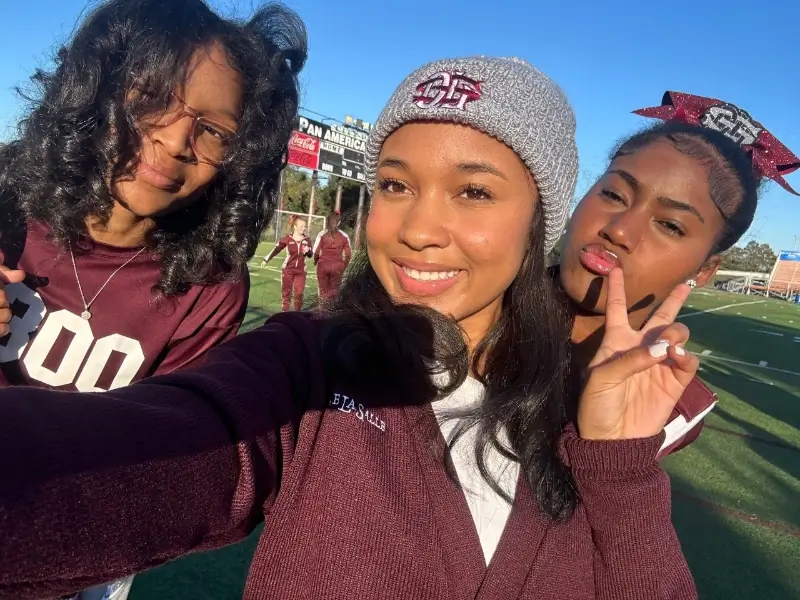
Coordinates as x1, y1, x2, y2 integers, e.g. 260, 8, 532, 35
0, 0, 306, 598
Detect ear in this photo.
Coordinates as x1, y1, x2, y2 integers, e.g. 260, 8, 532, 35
694, 254, 723, 288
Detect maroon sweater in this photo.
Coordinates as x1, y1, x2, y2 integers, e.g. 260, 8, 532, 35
0, 312, 696, 600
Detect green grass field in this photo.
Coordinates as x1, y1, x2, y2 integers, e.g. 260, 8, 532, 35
129, 257, 800, 600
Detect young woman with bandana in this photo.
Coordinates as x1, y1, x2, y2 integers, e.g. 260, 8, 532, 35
0, 59, 700, 599
0, 0, 306, 598
557, 91, 799, 456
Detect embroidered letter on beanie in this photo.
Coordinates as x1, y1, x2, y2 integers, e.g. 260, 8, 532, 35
412, 71, 483, 111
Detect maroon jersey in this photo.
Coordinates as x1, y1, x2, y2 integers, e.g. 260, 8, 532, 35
267, 234, 312, 272
0, 220, 247, 391
312, 229, 351, 267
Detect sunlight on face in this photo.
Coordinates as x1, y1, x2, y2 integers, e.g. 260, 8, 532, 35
366, 122, 539, 343
114, 43, 243, 218
560, 139, 726, 315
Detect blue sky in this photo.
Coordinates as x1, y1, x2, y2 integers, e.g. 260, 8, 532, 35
2, 0, 798, 251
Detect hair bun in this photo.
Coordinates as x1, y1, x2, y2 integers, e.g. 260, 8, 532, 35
247, 3, 308, 76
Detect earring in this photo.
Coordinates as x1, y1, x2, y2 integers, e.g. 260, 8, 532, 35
686, 279, 697, 287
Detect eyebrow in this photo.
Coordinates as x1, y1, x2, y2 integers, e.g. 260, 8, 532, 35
377, 157, 509, 181
455, 161, 508, 180
215, 109, 240, 123
202, 107, 240, 128
607, 169, 705, 224
377, 157, 409, 171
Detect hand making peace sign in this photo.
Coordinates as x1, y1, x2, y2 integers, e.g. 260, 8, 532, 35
577, 268, 700, 441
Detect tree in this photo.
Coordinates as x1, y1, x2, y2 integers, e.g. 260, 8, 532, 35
720, 241, 777, 273
278, 170, 367, 226
281, 167, 312, 213
316, 176, 362, 217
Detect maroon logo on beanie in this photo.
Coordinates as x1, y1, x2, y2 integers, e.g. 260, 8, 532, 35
700, 104, 763, 147
412, 71, 482, 110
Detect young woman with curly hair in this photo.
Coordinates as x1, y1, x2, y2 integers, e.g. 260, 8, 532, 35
0, 0, 305, 597
0, 0, 306, 385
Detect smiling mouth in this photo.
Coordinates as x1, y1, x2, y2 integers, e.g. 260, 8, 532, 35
391, 261, 465, 298
400, 266, 461, 281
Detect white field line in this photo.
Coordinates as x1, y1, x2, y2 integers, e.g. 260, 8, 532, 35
249, 262, 284, 274
678, 300, 766, 319
694, 352, 800, 378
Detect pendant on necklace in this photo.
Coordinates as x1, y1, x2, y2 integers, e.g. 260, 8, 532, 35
81, 310, 92, 321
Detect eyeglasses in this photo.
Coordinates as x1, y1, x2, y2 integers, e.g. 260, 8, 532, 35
142, 93, 237, 167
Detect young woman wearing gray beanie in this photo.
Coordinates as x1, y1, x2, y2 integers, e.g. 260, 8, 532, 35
0, 58, 698, 599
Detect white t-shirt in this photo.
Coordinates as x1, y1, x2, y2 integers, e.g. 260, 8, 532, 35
431, 376, 518, 565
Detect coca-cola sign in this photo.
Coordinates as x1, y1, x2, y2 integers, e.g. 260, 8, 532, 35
287, 131, 320, 170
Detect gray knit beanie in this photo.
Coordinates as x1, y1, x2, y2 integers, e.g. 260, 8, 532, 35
365, 56, 578, 254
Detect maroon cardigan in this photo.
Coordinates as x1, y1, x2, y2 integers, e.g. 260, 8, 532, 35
0, 312, 696, 600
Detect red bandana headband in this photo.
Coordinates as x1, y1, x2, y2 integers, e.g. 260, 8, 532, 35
633, 91, 800, 195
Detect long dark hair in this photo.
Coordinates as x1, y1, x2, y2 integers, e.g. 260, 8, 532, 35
0, 0, 306, 295
324, 204, 578, 521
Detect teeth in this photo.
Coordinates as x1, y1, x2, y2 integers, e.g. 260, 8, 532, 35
402, 267, 459, 281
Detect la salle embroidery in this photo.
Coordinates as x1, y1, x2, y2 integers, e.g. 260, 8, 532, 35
329, 393, 386, 432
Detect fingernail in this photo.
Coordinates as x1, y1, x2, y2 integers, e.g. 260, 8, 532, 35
649, 340, 670, 358
674, 345, 686, 356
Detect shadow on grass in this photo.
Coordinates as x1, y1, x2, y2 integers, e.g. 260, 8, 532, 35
129, 527, 262, 600
672, 490, 800, 600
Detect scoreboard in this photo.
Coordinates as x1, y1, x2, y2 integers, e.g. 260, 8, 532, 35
293, 116, 367, 184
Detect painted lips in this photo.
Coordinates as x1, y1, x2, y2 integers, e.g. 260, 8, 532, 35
578, 244, 621, 276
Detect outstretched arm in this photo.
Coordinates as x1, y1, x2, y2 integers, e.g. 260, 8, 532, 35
262, 239, 287, 264
0, 315, 318, 600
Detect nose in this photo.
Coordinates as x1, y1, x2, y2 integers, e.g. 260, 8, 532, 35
598, 210, 644, 254
150, 115, 195, 162
397, 185, 450, 251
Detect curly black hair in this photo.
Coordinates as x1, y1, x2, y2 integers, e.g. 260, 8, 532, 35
0, 0, 307, 295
